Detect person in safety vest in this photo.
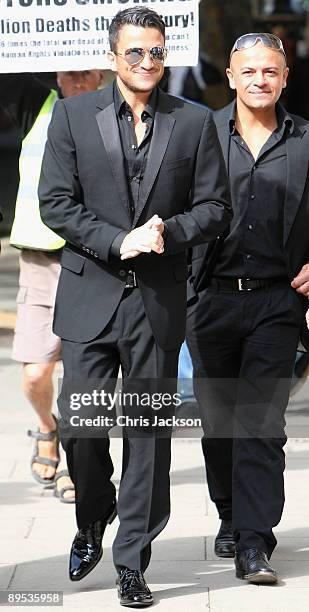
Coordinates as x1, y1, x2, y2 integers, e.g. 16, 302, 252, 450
0, 70, 106, 502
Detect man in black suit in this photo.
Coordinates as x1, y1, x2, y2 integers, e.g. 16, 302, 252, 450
187, 33, 309, 585
38, 7, 231, 606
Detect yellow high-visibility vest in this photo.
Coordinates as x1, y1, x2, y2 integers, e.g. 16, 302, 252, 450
10, 90, 65, 251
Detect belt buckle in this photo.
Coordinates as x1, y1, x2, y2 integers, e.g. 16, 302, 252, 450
238, 278, 252, 291
125, 270, 137, 288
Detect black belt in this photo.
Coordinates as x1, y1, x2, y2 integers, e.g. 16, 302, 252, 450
125, 270, 138, 288
211, 277, 287, 292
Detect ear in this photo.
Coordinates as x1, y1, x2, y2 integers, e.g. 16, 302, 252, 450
98, 70, 105, 84
107, 51, 117, 73
56, 72, 62, 89
282, 66, 289, 90
226, 67, 236, 91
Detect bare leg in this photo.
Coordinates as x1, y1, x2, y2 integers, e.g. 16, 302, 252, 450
55, 455, 75, 502
23, 362, 75, 499
23, 362, 59, 481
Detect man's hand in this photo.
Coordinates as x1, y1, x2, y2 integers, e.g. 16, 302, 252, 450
291, 263, 309, 297
148, 215, 165, 235
120, 215, 164, 260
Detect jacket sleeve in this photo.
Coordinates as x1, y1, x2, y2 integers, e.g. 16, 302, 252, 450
163, 110, 232, 255
38, 99, 126, 262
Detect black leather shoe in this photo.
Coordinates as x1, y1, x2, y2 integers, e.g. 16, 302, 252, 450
235, 548, 278, 584
117, 568, 153, 607
69, 501, 117, 581
214, 520, 235, 558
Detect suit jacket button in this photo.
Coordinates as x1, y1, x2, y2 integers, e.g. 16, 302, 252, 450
119, 270, 126, 277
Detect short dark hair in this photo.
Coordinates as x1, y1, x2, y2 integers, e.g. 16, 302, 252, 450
109, 7, 165, 53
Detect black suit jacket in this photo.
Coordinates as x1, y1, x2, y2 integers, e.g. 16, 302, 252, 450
38, 83, 232, 350
190, 101, 309, 349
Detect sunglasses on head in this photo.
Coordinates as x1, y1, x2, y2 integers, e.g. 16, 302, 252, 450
115, 46, 167, 66
230, 33, 286, 61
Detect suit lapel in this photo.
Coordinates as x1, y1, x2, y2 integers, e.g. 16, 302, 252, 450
215, 120, 230, 171
284, 125, 308, 245
95, 103, 131, 220
133, 93, 175, 226
214, 103, 234, 173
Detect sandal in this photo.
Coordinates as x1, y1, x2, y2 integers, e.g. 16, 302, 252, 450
53, 469, 75, 504
27, 415, 60, 485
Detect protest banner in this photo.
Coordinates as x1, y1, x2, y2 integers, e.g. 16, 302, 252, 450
0, 0, 199, 71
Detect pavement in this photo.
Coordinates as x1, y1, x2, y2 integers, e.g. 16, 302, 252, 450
1, 240, 309, 611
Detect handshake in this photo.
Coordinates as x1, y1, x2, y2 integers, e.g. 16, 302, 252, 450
120, 214, 165, 261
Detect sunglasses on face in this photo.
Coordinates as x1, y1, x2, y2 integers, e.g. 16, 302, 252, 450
115, 46, 167, 66
230, 33, 286, 61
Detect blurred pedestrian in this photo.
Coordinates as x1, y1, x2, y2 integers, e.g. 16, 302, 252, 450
167, 52, 222, 104
0, 69, 105, 502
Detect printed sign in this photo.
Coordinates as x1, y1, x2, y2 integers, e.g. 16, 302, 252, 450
0, 0, 199, 71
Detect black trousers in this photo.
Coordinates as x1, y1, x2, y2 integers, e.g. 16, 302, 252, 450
186, 282, 304, 557
58, 288, 179, 571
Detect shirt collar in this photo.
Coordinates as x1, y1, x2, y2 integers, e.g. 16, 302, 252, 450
113, 80, 157, 119
276, 102, 294, 135
228, 99, 294, 136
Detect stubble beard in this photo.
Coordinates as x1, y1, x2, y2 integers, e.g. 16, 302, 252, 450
118, 73, 159, 95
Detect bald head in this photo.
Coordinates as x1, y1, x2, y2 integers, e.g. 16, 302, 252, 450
229, 41, 287, 70
226, 42, 289, 113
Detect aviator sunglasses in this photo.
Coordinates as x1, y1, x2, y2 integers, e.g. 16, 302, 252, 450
230, 33, 286, 61
115, 46, 168, 66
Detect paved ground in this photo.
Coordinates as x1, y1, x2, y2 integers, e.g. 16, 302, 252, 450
1, 241, 309, 611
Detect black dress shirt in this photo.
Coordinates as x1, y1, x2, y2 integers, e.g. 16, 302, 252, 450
214, 102, 294, 279
110, 82, 157, 257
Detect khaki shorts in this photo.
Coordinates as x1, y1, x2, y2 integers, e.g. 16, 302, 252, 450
12, 250, 62, 364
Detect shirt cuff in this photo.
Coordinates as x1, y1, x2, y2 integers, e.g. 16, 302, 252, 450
110, 230, 129, 258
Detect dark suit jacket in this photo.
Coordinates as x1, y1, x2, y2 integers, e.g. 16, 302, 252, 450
38, 83, 232, 350
190, 101, 309, 350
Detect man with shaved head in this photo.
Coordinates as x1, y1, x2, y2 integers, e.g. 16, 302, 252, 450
187, 34, 309, 584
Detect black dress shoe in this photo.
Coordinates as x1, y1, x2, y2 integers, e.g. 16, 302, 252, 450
69, 501, 117, 581
214, 520, 235, 558
117, 568, 153, 607
235, 548, 278, 584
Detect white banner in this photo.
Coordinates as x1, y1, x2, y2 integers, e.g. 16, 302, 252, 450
0, 0, 199, 72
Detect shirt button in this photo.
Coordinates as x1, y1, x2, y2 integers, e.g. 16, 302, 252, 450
119, 270, 126, 277
246, 254, 251, 259
250, 195, 255, 199
131, 145, 137, 150
248, 224, 253, 230
127, 115, 132, 122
